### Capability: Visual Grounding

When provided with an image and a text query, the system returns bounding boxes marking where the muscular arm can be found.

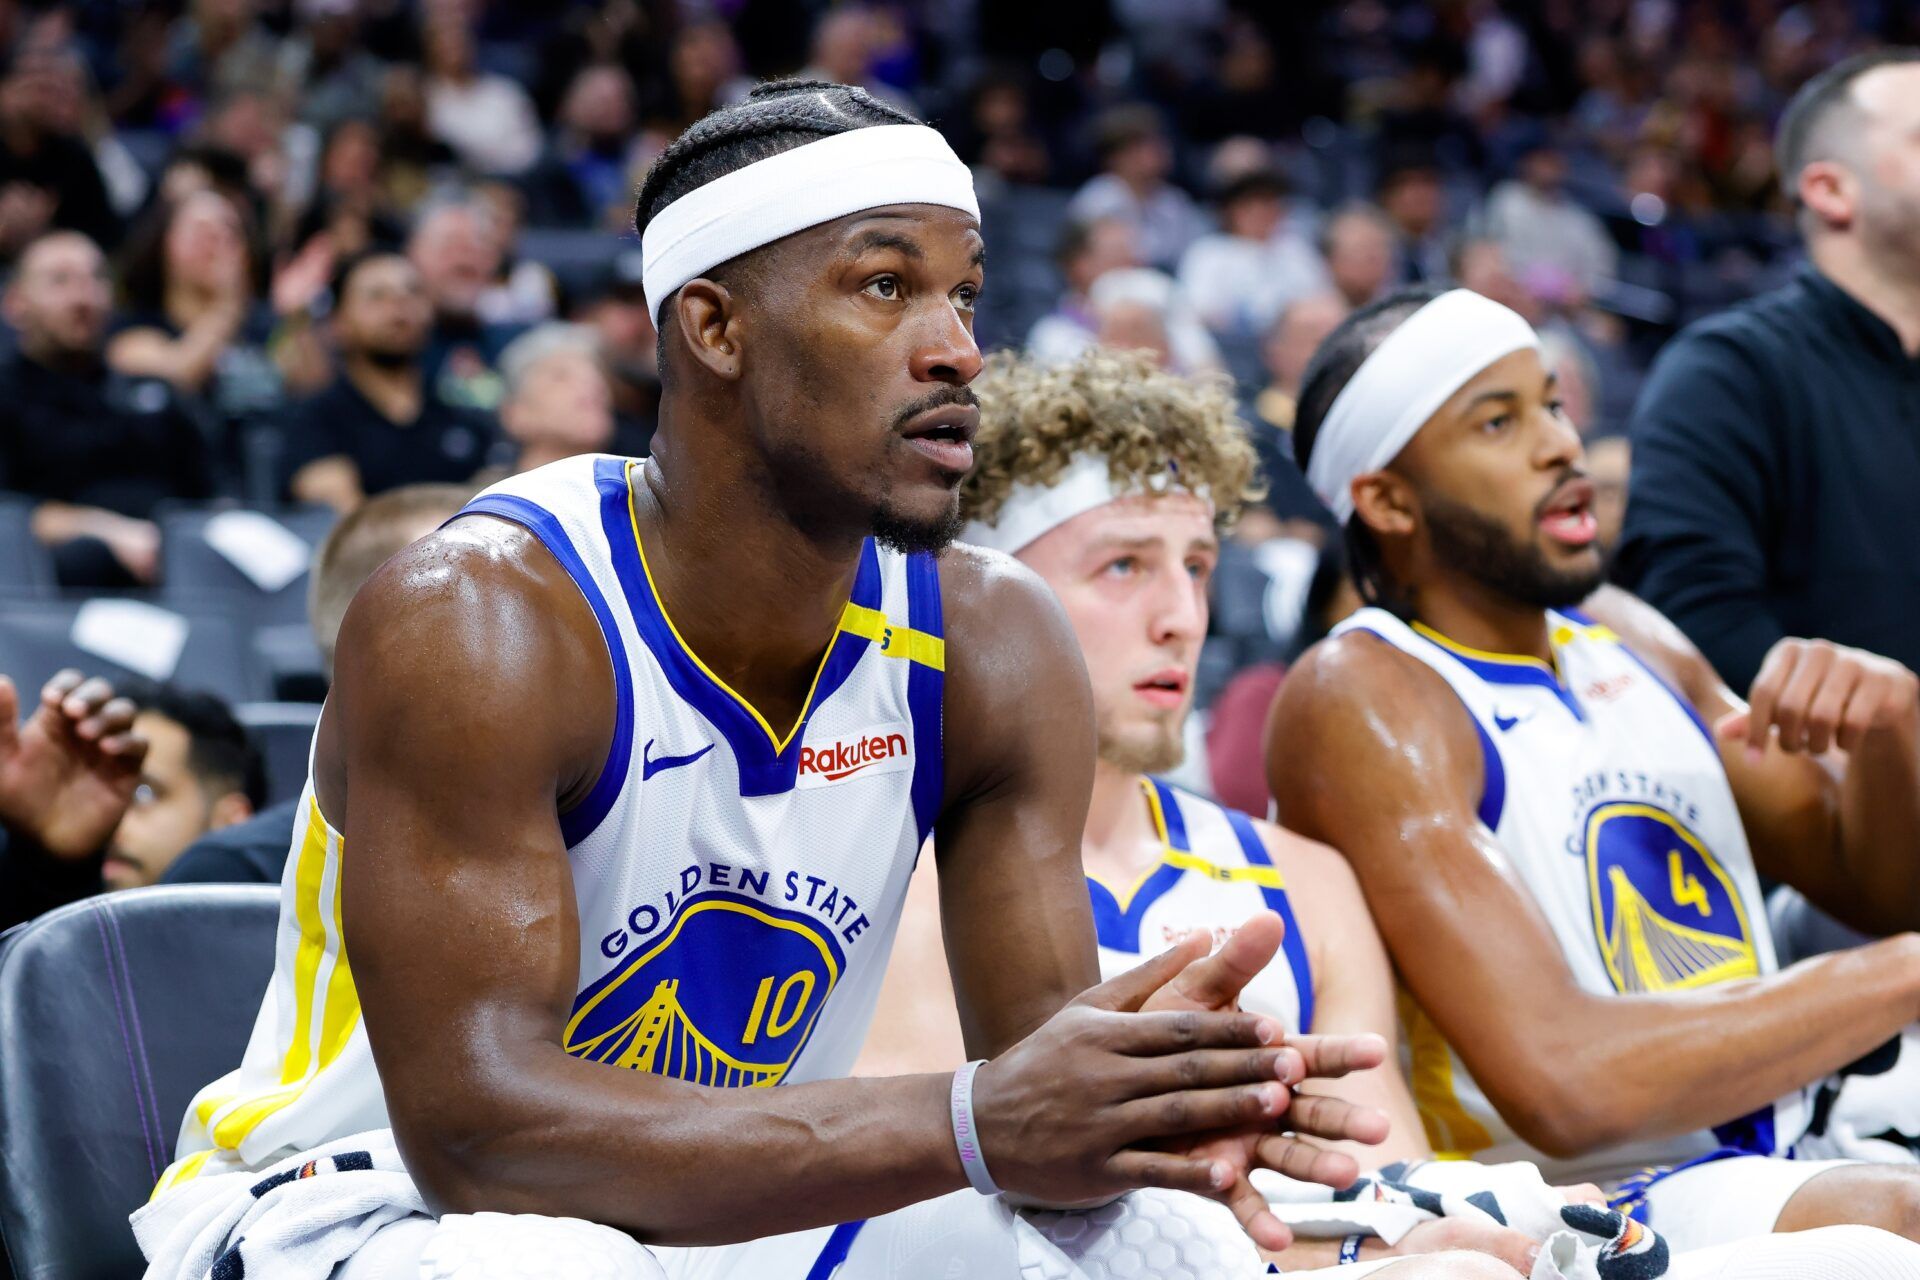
[332,520,967,1242]
[1268,633,1920,1159]
[933,547,1101,1056]
[1586,588,1920,937]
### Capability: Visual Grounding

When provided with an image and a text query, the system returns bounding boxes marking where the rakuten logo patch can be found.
[796,721,913,788]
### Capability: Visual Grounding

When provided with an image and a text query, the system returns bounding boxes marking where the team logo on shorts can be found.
[1585,802,1757,993]
[563,890,844,1087]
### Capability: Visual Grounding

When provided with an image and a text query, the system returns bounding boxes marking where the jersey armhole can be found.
[905,552,945,845]
[454,495,634,847]
[1345,624,1506,832]
[1222,806,1316,1036]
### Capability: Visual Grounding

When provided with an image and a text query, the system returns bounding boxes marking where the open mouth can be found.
[1537,477,1598,548]
[900,404,978,474]
[1133,668,1190,709]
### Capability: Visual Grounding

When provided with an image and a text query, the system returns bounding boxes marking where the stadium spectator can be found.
[0,43,121,258]
[281,248,494,512]
[1376,152,1452,284]
[1084,267,1222,376]
[487,323,614,479]
[1176,166,1327,336]
[0,670,144,932]
[529,64,641,231]
[1068,104,1208,271]
[164,482,472,886]
[1617,49,1920,689]
[1587,433,1630,559]
[799,9,917,116]
[567,251,659,456]
[100,681,261,890]
[1246,293,1349,523]
[1319,202,1397,309]
[1451,235,1543,324]
[1025,214,1139,365]
[420,9,542,176]
[0,230,211,586]
[408,198,521,410]
[1481,139,1618,304]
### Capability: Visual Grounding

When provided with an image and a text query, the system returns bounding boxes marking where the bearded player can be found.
[132,83,1397,1280]
[1268,284,1920,1255]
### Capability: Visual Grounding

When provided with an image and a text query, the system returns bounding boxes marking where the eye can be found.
[1186,558,1212,581]
[952,282,979,312]
[1481,413,1513,434]
[1104,556,1138,578]
[863,274,902,301]
[1547,397,1569,418]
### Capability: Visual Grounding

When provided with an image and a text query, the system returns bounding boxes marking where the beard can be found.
[1097,713,1186,775]
[1421,487,1606,609]
[870,490,964,555]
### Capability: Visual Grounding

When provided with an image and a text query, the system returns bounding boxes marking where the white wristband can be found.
[950,1059,1001,1196]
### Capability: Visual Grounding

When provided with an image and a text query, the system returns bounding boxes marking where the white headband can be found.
[1305,289,1539,523]
[640,123,979,326]
[960,452,1210,556]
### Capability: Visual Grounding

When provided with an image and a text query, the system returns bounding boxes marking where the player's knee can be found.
[1825,1167,1920,1243]
[420,1212,665,1280]
[1772,1225,1920,1277]
[1379,1251,1522,1280]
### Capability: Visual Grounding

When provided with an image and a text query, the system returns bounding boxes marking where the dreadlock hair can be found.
[1290,282,1450,618]
[632,78,921,384]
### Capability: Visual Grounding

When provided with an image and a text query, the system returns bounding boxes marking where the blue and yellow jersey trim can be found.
[1087,779,1315,1033]
[1407,611,1619,724]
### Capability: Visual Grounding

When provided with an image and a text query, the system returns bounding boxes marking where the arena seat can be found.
[0,496,56,598]
[0,884,280,1280]
[0,599,266,707]
[236,701,322,806]
[157,505,337,629]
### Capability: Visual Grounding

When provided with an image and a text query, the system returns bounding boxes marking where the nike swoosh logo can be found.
[643,739,715,780]
[1493,713,1524,732]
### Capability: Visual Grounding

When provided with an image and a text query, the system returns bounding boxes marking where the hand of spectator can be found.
[0,670,146,858]
[0,183,55,255]
[1720,638,1920,758]
[1137,913,1390,1250]
[98,513,162,584]
[272,233,336,318]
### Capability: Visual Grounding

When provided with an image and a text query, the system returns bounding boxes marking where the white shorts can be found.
[333,1188,1413,1280]
[1623,1155,1856,1253]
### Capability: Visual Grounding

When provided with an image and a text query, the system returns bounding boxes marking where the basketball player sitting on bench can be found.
[859,347,1920,1279]
[1269,283,1920,1255]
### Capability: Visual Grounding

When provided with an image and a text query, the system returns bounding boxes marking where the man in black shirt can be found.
[0,46,121,260]
[0,231,212,586]
[282,249,496,512]
[1616,48,1920,691]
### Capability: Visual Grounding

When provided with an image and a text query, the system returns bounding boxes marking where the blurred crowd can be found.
[1,0,1917,899]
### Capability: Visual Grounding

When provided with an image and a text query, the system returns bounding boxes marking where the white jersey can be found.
[1091,778,1314,1037]
[154,455,945,1196]
[1331,606,1799,1186]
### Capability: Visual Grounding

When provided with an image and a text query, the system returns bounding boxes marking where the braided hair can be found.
[1290,282,1448,616]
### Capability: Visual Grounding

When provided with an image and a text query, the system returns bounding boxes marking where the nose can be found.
[1532,399,1583,472]
[1150,565,1208,647]
[908,300,983,386]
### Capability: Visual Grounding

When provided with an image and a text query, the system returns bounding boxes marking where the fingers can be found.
[1284,1091,1390,1147]
[1286,1031,1388,1080]
[40,668,84,712]
[75,695,137,743]
[0,675,17,744]
[1132,1046,1298,1093]
[1219,1174,1293,1253]
[1253,1132,1360,1190]
[1144,912,1285,1013]
[1119,1081,1290,1140]
[1103,1148,1233,1197]
[1465,1224,1541,1273]
[56,675,118,729]
[1108,1008,1286,1055]
[1553,1183,1608,1207]
[1744,641,1794,760]
[1080,932,1212,1013]
[1771,641,1836,753]
[1803,662,1857,755]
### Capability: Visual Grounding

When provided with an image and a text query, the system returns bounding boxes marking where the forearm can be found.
[401,1053,967,1244]
[29,501,135,545]
[1506,934,1920,1154]
[109,317,238,391]
[1837,718,1920,932]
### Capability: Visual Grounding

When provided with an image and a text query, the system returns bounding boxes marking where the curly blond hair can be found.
[960,348,1264,532]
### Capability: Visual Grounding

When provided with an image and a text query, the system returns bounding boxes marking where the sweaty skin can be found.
[317,201,1381,1249]
[1268,346,1920,1167]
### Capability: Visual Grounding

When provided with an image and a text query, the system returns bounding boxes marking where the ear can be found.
[1350,471,1418,539]
[1797,159,1854,231]
[669,278,743,382]
[208,791,254,831]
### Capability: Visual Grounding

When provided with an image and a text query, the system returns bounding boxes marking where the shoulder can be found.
[1275,626,1469,735]
[936,541,1082,677]
[1645,282,1809,392]
[1251,818,1358,900]
[1576,586,1718,703]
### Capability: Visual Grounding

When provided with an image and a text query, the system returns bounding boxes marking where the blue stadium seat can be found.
[0,885,279,1280]
[0,495,56,599]
[236,701,321,807]
[0,600,266,708]
[157,505,337,629]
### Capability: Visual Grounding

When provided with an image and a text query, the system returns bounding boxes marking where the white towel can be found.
[1794,1028,1920,1165]
[133,1130,426,1280]
[1256,1159,1669,1280]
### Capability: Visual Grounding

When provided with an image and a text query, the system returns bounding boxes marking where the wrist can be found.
[950,1059,1002,1196]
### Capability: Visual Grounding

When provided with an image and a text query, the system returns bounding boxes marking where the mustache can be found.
[1533,466,1590,519]
[891,386,979,432]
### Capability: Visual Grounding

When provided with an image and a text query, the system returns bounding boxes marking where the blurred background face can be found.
[336,255,432,359]
[1017,494,1217,774]
[6,233,110,357]
[1848,63,1920,272]
[1222,190,1283,241]
[503,347,614,453]
[1380,168,1444,235]
[1066,218,1140,296]
[102,711,248,890]
[1262,293,1349,393]
[166,191,249,291]
[409,206,498,317]
[1093,299,1173,369]
[562,65,635,145]
[1325,213,1393,305]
